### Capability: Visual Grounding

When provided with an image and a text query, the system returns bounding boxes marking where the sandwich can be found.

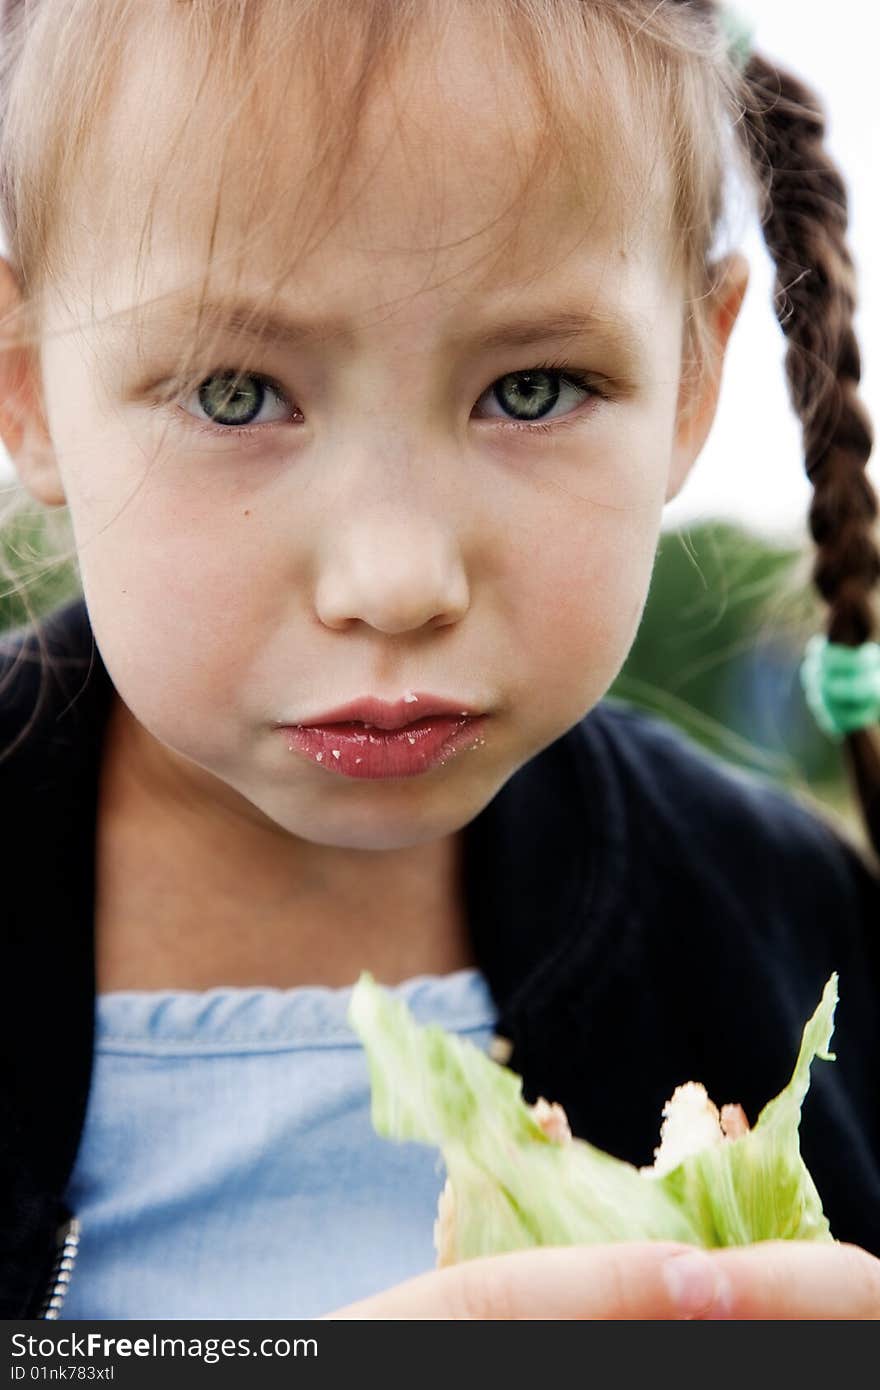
[347,972,838,1263]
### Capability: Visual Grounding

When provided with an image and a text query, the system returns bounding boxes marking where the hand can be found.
[324,1240,880,1319]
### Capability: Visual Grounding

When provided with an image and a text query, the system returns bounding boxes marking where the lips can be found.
[278,714,488,779]
[289,692,479,733]
[276,689,489,779]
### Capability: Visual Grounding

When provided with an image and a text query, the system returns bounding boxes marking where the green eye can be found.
[198,371,266,426]
[494,370,562,421]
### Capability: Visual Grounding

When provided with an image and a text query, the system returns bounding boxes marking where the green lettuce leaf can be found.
[347,971,838,1260]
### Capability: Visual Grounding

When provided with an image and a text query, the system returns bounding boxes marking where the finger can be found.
[687,1241,880,1320]
[325,1242,705,1320]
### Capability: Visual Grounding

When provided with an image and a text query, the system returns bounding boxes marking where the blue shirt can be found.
[59,969,497,1320]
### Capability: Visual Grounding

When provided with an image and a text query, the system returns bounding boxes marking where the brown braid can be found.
[731,49,880,861]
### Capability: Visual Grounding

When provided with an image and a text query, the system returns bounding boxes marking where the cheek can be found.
[85,571,261,766]
[503,481,663,717]
[64,454,275,760]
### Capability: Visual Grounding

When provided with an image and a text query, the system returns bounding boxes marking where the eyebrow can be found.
[458,310,645,359]
[125,295,646,361]
[126,297,352,350]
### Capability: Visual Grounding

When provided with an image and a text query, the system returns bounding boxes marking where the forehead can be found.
[54,3,678,332]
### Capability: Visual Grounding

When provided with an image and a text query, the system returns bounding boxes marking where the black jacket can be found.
[2,597,879,1319]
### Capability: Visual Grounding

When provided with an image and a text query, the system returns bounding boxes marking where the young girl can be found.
[0,0,878,1321]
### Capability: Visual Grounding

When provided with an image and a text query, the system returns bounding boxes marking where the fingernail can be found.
[663,1252,732,1319]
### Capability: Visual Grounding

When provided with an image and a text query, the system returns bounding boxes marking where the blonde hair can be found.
[0,0,739,598]
[1,0,878,858]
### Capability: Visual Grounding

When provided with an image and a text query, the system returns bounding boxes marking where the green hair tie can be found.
[799,635,880,741]
[719,3,754,73]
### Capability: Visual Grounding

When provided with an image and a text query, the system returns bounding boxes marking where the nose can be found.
[314,507,471,634]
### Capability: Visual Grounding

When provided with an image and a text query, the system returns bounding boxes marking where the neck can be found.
[94,696,477,991]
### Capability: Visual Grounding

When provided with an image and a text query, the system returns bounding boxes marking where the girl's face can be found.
[21,15,742,854]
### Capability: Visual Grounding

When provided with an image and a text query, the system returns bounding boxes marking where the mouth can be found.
[287,692,483,733]
[316,715,438,732]
[277,712,489,779]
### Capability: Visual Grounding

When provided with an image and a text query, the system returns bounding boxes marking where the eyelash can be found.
[162,357,607,442]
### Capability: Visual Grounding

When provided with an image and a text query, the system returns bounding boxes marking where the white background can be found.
[0,1,876,546]
[663,0,880,544]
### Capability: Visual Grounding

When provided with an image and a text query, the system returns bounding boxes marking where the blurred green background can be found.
[0,506,863,853]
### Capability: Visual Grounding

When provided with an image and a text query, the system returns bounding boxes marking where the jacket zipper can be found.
[36,1216,81,1320]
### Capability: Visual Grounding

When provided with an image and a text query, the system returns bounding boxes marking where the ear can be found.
[0,255,66,507]
[666,252,750,503]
